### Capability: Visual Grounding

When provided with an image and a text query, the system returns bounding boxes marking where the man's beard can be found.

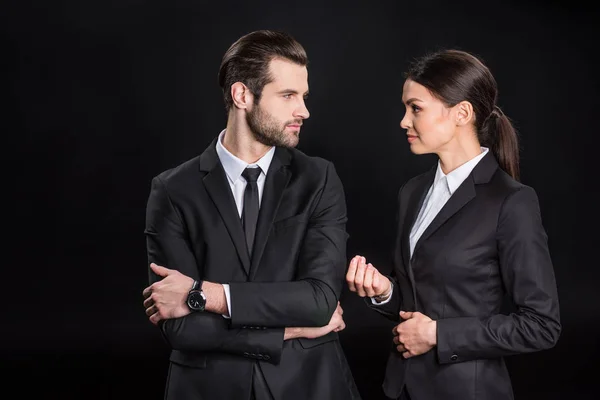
[246,103,300,148]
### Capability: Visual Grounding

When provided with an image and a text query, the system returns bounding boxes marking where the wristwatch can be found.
[186,280,206,312]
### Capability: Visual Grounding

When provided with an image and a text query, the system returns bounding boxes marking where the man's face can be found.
[246,58,310,148]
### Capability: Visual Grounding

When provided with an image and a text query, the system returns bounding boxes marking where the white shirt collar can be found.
[434,147,489,195]
[215,129,275,184]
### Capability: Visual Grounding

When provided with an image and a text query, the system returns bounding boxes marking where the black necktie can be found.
[241,167,261,256]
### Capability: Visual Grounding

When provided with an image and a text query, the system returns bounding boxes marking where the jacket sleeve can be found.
[364,277,402,321]
[228,162,348,328]
[436,186,561,364]
[145,176,284,364]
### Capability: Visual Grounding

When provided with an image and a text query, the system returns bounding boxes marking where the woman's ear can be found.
[455,100,474,126]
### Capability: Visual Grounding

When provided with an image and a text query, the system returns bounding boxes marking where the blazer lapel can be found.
[411,151,499,257]
[401,168,435,269]
[399,168,435,305]
[412,176,476,257]
[250,147,292,280]
[200,139,251,276]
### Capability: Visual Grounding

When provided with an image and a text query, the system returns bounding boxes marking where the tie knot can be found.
[242,167,261,183]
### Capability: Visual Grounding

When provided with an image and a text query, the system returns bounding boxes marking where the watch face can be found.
[187,291,206,311]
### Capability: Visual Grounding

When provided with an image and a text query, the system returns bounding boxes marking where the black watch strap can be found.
[191,280,204,291]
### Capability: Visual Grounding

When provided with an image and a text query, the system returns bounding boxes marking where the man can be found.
[142,30,361,400]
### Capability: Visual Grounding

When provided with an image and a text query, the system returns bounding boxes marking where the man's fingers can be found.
[334,320,346,332]
[150,262,171,277]
[145,305,158,317]
[143,296,154,309]
[346,256,359,292]
[142,286,152,298]
[149,312,161,326]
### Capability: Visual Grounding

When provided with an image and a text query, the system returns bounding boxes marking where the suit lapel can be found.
[411,151,499,258]
[200,139,251,276]
[412,176,476,257]
[250,148,292,280]
[399,169,434,305]
[401,168,435,269]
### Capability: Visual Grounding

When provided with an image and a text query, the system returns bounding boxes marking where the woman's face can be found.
[400,79,457,155]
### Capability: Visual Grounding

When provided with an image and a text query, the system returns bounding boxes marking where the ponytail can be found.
[482,106,520,181]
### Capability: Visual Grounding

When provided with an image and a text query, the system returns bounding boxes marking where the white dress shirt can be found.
[372,147,489,305]
[215,129,276,316]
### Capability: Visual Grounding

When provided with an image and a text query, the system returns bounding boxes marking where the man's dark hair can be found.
[218,30,308,112]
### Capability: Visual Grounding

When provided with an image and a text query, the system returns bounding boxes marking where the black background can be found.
[3,0,598,399]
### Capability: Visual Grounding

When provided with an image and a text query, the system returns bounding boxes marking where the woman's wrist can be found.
[373,279,392,301]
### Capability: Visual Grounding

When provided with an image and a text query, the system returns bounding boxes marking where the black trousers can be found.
[250,363,274,400]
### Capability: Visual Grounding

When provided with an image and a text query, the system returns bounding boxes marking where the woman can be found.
[346,49,560,400]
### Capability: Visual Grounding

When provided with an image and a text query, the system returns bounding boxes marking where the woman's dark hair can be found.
[406,49,520,180]
[218,30,308,113]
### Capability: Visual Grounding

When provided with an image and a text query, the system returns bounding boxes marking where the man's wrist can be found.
[186,279,206,312]
[284,327,303,340]
[202,282,228,315]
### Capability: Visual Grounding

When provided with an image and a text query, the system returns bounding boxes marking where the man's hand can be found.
[284,302,346,340]
[142,263,194,325]
[392,311,437,358]
[346,255,392,299]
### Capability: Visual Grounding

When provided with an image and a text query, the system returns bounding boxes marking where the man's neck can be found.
[222,119,272,164]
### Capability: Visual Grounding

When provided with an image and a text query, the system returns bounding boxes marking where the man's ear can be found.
[455,100,474,126]
[231,82,253,110]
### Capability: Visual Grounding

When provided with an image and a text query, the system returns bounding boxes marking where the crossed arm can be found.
[142,163,348,364]
[142,262,345,340]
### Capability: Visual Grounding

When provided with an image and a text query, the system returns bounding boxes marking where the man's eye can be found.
[283,94,292,99]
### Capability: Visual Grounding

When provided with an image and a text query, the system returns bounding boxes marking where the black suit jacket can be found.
[370,153,561,400]
[145,138,361,400]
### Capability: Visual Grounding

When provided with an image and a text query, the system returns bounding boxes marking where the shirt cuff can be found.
[222,283,232,319]
[370,284,393,305]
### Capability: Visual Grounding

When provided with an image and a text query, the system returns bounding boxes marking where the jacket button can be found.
[243,352,249,357]
[263,355,271,360]
[450,354,458,361]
